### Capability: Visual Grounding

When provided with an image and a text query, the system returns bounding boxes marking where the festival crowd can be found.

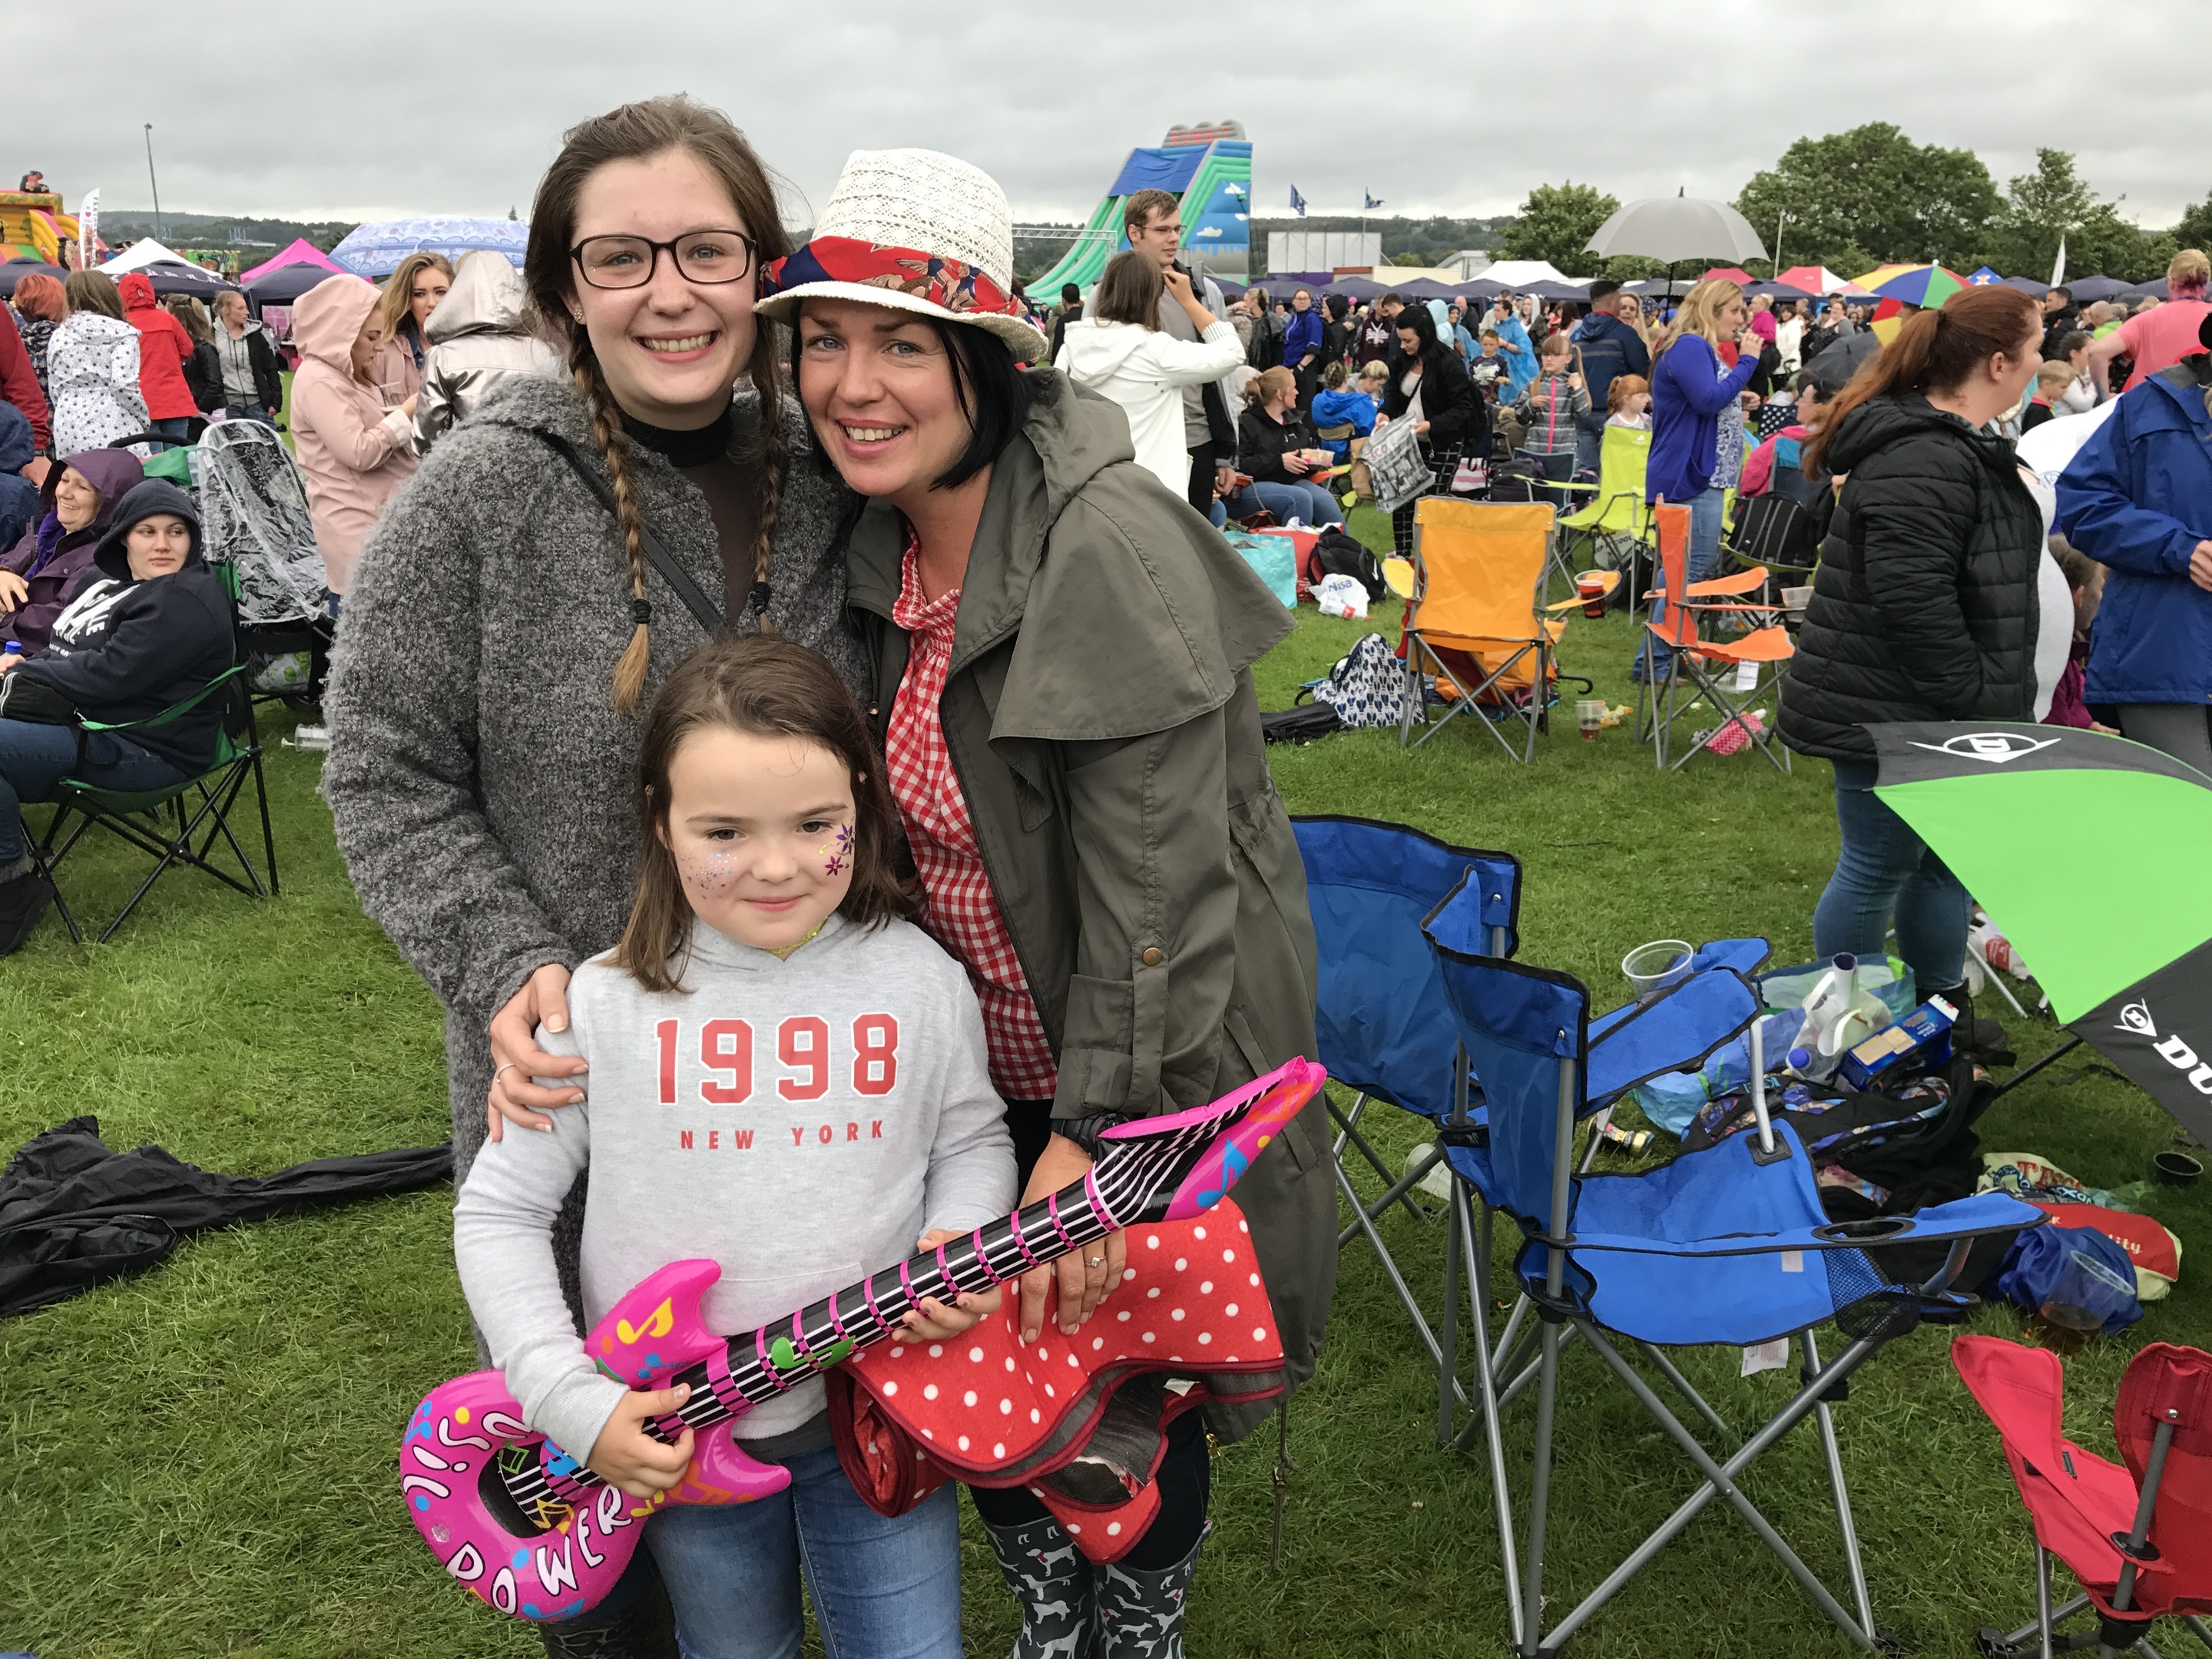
[2,106,2210,1659]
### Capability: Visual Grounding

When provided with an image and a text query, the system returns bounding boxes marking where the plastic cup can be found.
[1576,698,1603,742]
[2153,1150,2202,1187]
[1622,939,1694,1002]
[1577,576,1606,619]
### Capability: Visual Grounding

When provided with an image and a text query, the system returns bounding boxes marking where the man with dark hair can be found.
[1046,280,1084,366]
[1088,187,1240,515]
[2041,285,2079,360]
[1567,279,1649,472]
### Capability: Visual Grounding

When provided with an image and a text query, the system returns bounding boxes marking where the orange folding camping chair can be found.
[1399,498,1580,763]
[1635,500,1795,773]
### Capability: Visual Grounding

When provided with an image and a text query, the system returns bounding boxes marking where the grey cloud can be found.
[16,0,2205,232]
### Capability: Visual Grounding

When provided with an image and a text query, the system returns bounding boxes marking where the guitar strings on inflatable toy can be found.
[401,1057,1323,1623]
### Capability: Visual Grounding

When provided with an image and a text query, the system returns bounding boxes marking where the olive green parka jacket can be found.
[845,369,1333,1439]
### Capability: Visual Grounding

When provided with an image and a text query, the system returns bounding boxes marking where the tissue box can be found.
[1839,995,1956,1091]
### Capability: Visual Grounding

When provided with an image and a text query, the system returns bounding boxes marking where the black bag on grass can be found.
[1260,701,1345,743]
[1305,528,1386,601]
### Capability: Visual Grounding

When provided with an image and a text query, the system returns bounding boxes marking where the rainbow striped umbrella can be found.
[1867,264,1969,306]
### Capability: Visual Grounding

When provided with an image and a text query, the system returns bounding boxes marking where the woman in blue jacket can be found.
[2056,309,2212,772]
[1642,278,1763,675]
[1283,287,1324,406]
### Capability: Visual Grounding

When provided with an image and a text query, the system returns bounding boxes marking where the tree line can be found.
[1489,124,2212,284]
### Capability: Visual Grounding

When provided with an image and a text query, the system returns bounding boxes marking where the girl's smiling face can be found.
[658,726,856,952]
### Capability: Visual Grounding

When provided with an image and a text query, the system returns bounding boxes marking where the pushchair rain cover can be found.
[194,421,328,626]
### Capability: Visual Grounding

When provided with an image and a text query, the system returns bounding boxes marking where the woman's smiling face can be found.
[796,298,972,502]
[570,147,758,429]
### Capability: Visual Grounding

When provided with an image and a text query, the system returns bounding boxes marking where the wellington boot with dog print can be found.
[984,1514,1098,1659]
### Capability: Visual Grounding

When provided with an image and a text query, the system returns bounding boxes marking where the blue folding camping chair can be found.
[1422,897,2045,1655]
[1293,816,1522,1406]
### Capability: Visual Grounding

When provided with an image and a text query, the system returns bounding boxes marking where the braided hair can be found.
[523,95,793,716]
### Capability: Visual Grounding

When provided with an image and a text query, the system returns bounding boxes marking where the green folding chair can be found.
[1552,425,1652,601]
[33,662,278,943]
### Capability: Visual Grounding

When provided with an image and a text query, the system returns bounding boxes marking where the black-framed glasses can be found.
[569,230,757,290]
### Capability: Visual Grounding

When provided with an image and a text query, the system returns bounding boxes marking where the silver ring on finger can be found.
[1087,1255,1106,1268]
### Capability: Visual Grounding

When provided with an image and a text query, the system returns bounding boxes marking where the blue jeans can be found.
[0,722,189,862]
[1225,478,1344,528]
[148,416,194,442]
[1639,482,1727,677]
[223,403,273,426]
[645,1440,963,1659]
[1812,758,1969,989]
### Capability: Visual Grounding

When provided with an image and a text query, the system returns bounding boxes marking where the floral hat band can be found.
[761,237,1021,323]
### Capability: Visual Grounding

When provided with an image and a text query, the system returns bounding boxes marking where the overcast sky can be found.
[18,0,2207,233]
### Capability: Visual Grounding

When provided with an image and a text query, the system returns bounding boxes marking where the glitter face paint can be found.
[660,730,859,954]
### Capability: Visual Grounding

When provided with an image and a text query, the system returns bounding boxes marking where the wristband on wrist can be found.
[1055,1113,1130,1159]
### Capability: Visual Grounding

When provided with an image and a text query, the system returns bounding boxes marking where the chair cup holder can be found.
[1811,1216,1914,1243]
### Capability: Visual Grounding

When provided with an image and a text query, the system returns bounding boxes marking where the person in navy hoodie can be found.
[1640,278,1763,677]
[2057,310,2212,773]
[0,479,233,950]
[1571,280,1651,473]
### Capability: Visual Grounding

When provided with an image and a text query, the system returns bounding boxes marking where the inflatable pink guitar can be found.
[402,1057,1322,1622]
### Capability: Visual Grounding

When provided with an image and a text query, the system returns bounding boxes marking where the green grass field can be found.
[2,503,2202,1658]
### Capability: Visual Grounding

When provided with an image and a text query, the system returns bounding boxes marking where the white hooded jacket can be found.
[1054,316,1244,497]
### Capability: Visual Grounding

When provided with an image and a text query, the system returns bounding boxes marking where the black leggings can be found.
[968,1100,1214,1569]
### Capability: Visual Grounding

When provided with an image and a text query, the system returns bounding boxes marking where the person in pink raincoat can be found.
[289,274,417,609]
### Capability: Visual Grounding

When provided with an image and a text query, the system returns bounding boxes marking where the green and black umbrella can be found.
[1869,722,2212,1148]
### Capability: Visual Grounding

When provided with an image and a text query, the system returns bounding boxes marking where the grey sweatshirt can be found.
[323,370,866,1195]
[453,913,1016,1463]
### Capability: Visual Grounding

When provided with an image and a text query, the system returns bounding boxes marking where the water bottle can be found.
[2,643,20,659]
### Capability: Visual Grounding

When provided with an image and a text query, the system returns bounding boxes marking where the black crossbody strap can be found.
[535,431,726,635]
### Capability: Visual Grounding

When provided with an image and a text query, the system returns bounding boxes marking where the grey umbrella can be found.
[1805,328,1880,382]
[1585,192,1768,267]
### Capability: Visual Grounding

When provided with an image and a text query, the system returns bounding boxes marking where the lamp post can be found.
[1773,210,1789,282]
[144,124,164,243]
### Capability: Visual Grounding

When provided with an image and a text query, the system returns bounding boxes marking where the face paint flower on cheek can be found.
[816,823,854,879]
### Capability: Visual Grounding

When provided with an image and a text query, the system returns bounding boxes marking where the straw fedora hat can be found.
[757,147,1049,363]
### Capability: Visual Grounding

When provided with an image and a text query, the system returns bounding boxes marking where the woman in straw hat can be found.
[759,147,1333,1659]
[325,95,867,1659]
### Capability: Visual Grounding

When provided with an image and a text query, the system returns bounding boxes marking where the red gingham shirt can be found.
[886,531,1060,1101]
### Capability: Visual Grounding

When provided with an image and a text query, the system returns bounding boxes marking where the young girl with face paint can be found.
[452,634,1015,1659]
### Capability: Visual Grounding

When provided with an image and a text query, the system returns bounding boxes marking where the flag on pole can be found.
[75,189,100,270]
[1289,184,1306,217]
[1364,192,1384,210]
[2050,236,2067,290]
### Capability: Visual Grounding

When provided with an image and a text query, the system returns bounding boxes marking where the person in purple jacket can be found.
[1283,286,1324,406]
[0,446,144,656]
[1640,278,1763,677]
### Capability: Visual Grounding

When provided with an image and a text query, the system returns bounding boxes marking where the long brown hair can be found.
[611,636,922,992]
[1094,249,1163,329]
[165,294,213,343]
[62,270,122,320]
[372,251,455,349]
[1803,286,2041,476]
[524,95,793,716]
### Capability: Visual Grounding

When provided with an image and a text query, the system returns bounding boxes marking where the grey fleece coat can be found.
[323,371,865,1197]
[845,369,1332,1442]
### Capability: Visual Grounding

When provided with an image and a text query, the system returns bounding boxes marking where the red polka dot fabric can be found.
[834,1200,1283,1558]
